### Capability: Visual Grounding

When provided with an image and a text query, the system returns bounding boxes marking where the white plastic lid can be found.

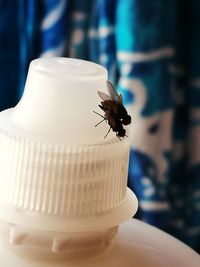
[0,58,137,232]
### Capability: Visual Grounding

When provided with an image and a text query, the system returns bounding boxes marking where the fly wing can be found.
[106,81,119,102]
[119,94,123,105]
[98,91,111,101]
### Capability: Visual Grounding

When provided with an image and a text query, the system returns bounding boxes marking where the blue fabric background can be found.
[0,0,200,252]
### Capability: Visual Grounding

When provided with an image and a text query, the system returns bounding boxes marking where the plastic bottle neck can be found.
[0,220,118,262]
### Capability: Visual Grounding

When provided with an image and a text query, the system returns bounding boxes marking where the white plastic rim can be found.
[0,188,138,232]
[0,219,200,267]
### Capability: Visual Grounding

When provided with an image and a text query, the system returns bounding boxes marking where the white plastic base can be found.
[0,219,199,267]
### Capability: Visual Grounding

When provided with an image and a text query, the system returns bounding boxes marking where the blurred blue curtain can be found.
[0,0,200,252]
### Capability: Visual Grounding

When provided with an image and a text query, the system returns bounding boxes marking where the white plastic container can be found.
[0,58,199,266]
[0,219,199,267]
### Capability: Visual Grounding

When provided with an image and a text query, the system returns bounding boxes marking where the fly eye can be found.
[122,115,131,125]
[148,123,159,134]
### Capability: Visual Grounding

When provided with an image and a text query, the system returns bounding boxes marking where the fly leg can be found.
[93,111,107,127]
[116,134,122,141]
[93,111,105,119]
[95,118,106,127]
[104,127,111,139]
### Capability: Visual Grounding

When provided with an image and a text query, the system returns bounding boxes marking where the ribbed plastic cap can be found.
[0,58,137,232]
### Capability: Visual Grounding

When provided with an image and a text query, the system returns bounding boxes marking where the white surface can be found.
[8,57,114,145]
[0,219,199,267]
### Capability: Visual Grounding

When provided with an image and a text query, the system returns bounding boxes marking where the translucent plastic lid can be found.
[0,58,137,232]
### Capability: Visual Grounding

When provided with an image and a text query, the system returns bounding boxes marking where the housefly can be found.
[94,81,131,139]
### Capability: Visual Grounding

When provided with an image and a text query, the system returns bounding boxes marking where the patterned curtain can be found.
[0,0,200,252]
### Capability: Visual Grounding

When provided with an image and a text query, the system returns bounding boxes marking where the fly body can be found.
[94,81,131,139]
